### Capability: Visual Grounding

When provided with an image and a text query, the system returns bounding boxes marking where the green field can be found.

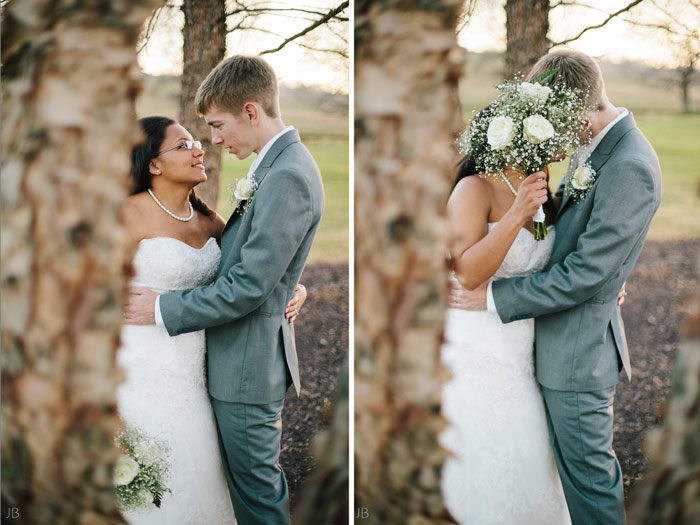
[136,74,349,261]
[458,53,700,239]
[217,139,349,262]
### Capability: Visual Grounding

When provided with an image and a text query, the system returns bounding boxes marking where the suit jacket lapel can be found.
[557,113,637,218]
[222,129,301,234]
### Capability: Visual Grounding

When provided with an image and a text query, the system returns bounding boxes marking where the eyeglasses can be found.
[155,140,202,157]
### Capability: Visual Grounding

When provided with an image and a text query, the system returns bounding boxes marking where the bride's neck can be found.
[148,183,192,216]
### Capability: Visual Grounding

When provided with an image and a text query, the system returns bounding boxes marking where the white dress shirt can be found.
[154,126,295,326]
[486,109,629,314]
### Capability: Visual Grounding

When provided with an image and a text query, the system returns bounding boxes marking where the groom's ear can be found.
[242,102,259,126]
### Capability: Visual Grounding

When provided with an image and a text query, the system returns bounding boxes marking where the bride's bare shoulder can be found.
[448,175,492,206]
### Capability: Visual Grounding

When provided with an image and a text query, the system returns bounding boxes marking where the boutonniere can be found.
[566,163,596,201]
[228,175,258,214]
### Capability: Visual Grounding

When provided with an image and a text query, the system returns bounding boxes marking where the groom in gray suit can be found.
[457,50,661,524]
[127,56,324,523]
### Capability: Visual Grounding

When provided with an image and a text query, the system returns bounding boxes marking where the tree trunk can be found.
[680,65,693,114]
[354,1,464,522]
[179,0,226,209]
[1,1,161,522]
[629,278,700,524]
[504,0,550,78]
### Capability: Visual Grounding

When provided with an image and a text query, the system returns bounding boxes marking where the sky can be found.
[458,0,692,69]
[137,1,349,93]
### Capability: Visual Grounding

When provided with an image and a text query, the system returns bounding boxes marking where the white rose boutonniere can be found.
[566,163,597,201]
[523,114,555,144]
[518,82,552,103]
[229,175,258,214]
[486,115,516,150]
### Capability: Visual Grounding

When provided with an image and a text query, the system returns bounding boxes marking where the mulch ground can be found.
[278,239,699,512]
[615,239,699,500]
[280,263,348,509]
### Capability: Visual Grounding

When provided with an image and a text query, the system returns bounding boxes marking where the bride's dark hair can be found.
[453,106,556,222]
[130,116,214,217]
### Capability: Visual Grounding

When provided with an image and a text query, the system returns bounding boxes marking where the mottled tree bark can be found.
[294,363,349,524]
[630,278,700,524]
[354,0,464,522]
[1,1,161,522]
[505,0,550,78]
[179,0,226,208]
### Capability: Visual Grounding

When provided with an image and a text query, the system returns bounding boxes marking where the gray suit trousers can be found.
[211,397,289,525]
[542,386,625,525]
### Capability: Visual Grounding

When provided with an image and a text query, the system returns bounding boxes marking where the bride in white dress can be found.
[118,117,306,524]
[439,146,571,524]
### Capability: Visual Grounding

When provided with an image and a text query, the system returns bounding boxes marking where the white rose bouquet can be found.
[114,428,171,512]
[228,175,258,215]
[458,69,590,240]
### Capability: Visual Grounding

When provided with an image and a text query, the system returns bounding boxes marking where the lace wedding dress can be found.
[117,237,236,524]
[440,224,571,525]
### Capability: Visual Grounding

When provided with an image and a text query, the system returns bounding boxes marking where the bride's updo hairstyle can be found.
[131,116,213,217]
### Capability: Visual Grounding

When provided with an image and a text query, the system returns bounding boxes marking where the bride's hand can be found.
[447,279,488,311]
[285,284,307,323]
[617,282,627,306]
[509,171,548,224]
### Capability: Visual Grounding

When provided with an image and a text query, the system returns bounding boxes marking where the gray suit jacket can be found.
[160,129,324,403]
[493,113,661,392]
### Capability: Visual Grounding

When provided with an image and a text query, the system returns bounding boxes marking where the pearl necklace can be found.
[148,189,194,222]
[499,173,519,197]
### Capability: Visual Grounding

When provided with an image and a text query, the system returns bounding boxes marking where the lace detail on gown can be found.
[440,225,571,525]
[117,237,236,524]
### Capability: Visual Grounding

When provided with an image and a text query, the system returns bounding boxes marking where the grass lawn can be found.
[217,138,349,262]
[458,53,700,239]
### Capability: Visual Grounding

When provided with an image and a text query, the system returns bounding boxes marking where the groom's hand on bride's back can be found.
[448,279,488,311]
[124,286,158,325]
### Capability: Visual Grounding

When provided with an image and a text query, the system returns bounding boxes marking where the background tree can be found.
[461,0,648,78]
[354,0,465,521]
[179,0,226,207]
[1,0,161,522]
[504,0,550,77]
[622,0,700,113]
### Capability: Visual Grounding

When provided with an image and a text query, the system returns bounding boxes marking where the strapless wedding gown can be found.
[440,224,571,525]
[117,237,236,524]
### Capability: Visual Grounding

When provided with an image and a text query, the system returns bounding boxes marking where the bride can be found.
[439,107,571,524]
[118,116,306,524]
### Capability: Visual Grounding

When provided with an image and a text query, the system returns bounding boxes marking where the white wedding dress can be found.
[117,237,236,524]
[440,224,571,525]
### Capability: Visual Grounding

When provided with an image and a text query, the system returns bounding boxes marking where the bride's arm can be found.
[449,172,548,290]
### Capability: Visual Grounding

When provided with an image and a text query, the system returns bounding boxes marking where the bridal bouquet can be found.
[457,69,589,240]
[114,427,172,512]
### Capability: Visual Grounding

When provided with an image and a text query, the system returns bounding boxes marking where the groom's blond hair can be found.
[527,49,606,111]
[195,55,280,118]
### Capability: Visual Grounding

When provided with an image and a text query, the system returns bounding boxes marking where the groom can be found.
[455,49,661,524]
[126,55,324,523]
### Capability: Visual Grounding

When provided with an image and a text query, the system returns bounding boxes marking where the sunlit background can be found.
[138,0,348,93]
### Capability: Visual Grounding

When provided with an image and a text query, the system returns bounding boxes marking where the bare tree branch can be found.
[550,0,645,47]
[137,6,167,54]
[259,1,349,56]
